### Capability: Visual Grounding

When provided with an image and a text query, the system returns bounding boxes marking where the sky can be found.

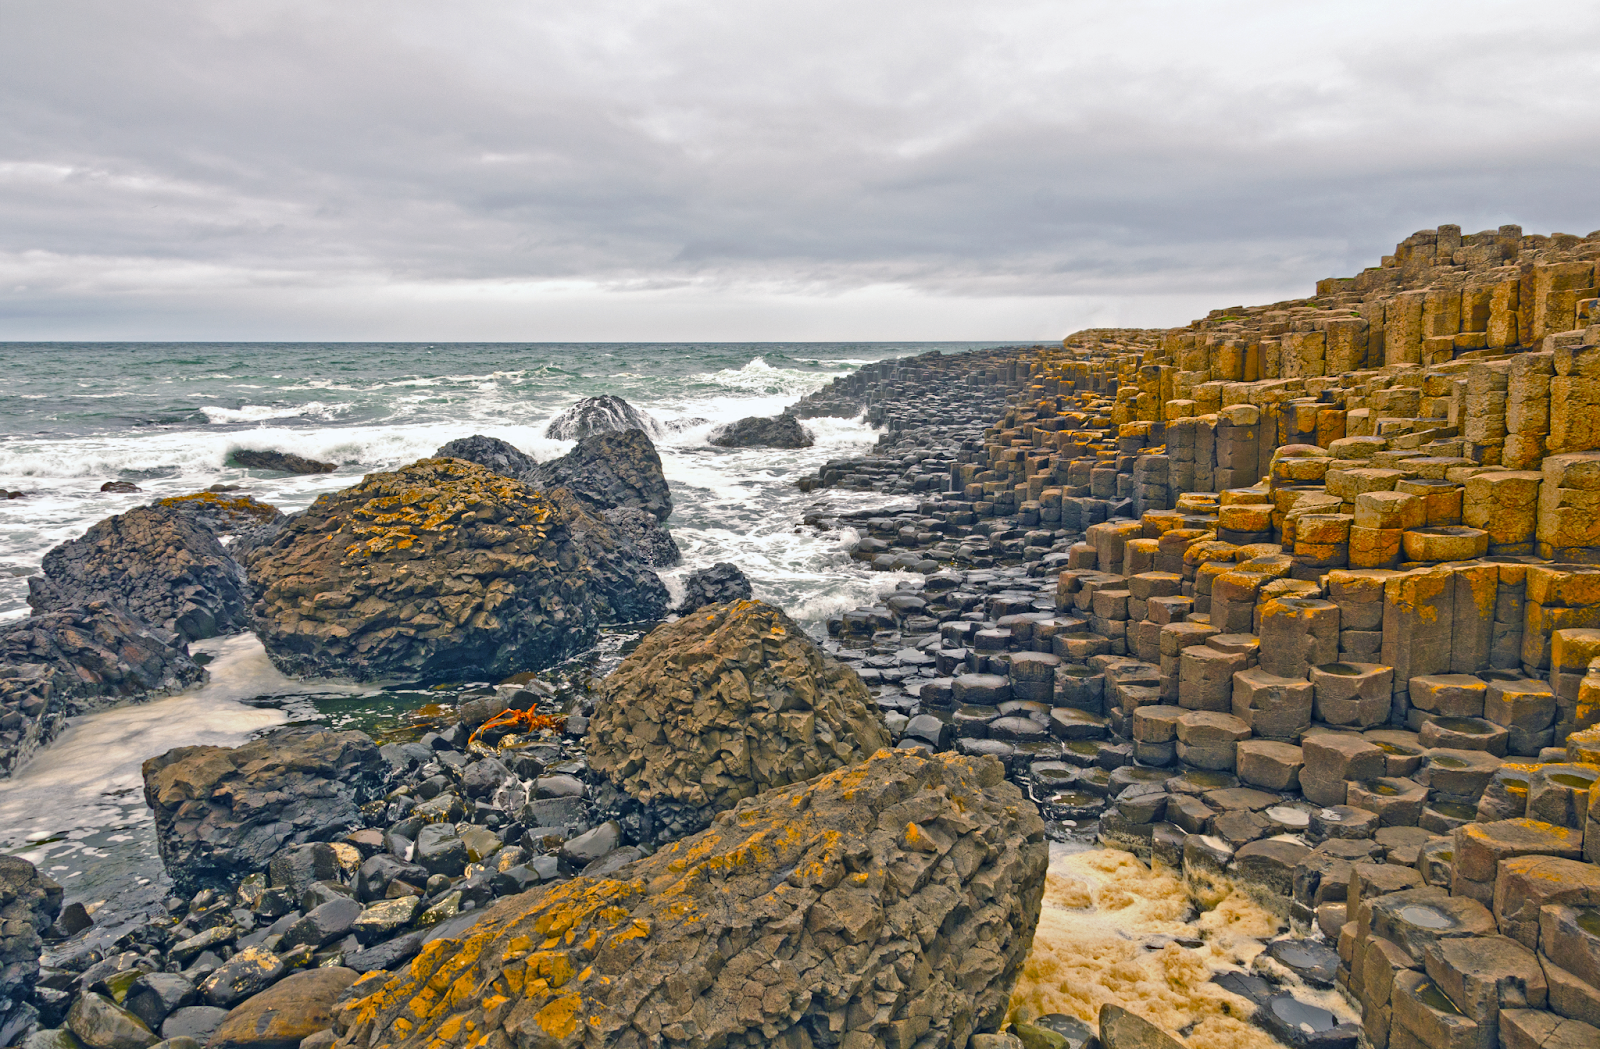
[1,1,1598,342]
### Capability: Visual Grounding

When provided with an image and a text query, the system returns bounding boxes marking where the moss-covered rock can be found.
[245,458,598,682]
[333,748,1048,1049]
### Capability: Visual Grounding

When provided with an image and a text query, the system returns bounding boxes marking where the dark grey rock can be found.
[675,563,753,614]
[544,396,662,441]
[708,414,813,449]
[531,429,672,522]
[413,826,468,878]
[278,897,362,951]
[158,1006,229,1044]
[432,436,539,480]
[227,450,334,474]
[124,974,195,1031]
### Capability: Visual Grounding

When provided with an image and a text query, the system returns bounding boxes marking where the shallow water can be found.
[1009,845,1357,1049]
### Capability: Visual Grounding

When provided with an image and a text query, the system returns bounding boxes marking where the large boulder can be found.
[709,412,814,449]
[141,728,386,895]
[332,749,1048,1049]
[432,435,540,481]
[244,458,599,682]
[0,603,205,775]
[544,395,662,441]
[0,857,62,1045]
[533,429,672,522]
[209,967,358,1049]
[27,504,254,642]
[546,490,670,623]
[675,562,752,613]
[589,600,890,815]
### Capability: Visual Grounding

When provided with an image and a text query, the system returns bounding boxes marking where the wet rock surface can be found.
[431,435,540,481]
[708,412,813,448]
[141,728,386,895]
[0,603,205,776]
[244,458,600,682]
[674,561,752,613]
[545,490,670,623]
[227,451,335,475]
[26,504,254,642]
[588,600,891,818]
[544,394,663,441]
[0,857,62,1044]
[333,748,1047,1049]
[530,428,673,522]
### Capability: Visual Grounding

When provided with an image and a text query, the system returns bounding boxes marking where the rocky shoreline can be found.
[4,224,1600,1049]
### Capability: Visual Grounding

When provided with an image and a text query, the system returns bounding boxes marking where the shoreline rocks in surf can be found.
[543,393,663,441]
[707,411,814,448]
[227,450,337,475]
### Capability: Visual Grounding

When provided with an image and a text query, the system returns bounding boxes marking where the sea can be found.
[0,340,997,938]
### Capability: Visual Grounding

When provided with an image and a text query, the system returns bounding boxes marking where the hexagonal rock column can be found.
[1175,711,1251,770]
[1231,667,1313,740]
[1310,662,1393,727]
[1257,598,1340,681]
[1300,733,1386,807]
[331,750,1048,1049]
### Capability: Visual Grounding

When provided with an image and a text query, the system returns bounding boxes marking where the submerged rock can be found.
[709,412,814,449]
[544,394,662,441]
[27,504,254,642]
[333,749,1048,1049]
[432,435,540,482]
[588,600,890,815]
[227,450,335,474]
[141,728,385,895]
[674,561,752,613]
[244,458,599,682]
[532,429,672,522]
[0,603,205,775]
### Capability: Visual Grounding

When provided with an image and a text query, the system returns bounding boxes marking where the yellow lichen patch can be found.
[533,994,585,1041]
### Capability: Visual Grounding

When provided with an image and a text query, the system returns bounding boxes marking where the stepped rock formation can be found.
[245,458,599,682]
[589,600,890,817]
[545,394,663,440]
[0,603,205,775]
[26,503,255,642]
[141,728,386,895]
[532,429,673,523]
[331,748,1048,1049]
[601,506,681,567]
[709,413,813,448]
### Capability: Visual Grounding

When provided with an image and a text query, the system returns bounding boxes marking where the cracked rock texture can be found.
[244,458,599,682]
[589,600,891,815]
[27,503,254,642]
[532,429,673,523]
[142,727,387,895]
[332,748,1048,1049]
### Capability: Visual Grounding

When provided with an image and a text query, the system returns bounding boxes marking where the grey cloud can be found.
[1,0,1598,338]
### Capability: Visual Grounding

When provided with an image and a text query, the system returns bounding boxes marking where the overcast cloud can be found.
[1,0,1597,341]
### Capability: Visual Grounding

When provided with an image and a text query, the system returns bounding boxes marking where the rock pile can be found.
[774,224,1600,1047]
[588,600,890,823]
[244,458,600,682]
[332,748,1048,1049]
[0,857,62,1045]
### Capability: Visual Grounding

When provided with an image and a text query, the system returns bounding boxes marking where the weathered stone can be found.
[674,563,752,614]
[544,396,662,442]
[245,458,604,681]
[589,600,889,815]
[66,994,156,1049]
[1493,855,1600,949]
[709,414,814,449]
[331,750,1047,1049]
[208,968,358,1049]
[532,428,673,521]
[1097,1004,1184,1049]
[141,728,385,895]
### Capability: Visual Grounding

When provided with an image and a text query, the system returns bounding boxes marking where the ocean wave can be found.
[698,356,837,396]
[200,402,352,424]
